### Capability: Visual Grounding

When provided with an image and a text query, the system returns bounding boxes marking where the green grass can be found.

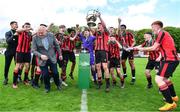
[0,54,179,111]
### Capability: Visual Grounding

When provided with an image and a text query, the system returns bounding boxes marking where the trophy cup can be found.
[86,9,99,27]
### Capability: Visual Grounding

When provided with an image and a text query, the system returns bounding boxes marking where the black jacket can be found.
[5,29,18,55]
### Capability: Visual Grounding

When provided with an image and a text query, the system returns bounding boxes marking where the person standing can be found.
[3,21,18,85]
[136,21,179,111]
[12,22,33,88]
[120,24,136,85]
[134,32,161,89]
[32,26,63,93]
[94,12,110,92]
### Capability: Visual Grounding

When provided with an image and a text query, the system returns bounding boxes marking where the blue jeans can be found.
[40,59,60,90]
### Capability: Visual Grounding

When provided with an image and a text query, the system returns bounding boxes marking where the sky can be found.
[0,0,180,39]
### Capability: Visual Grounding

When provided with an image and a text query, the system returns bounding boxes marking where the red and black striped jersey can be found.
[109,44,120,59]
[121,32,134,47]
[61,36,76,52]
[155,30,178,61]
[141,39,159,60]
[16,31,32,53]
[95,31,109,51]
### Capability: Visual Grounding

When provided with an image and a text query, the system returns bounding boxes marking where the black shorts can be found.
[146,60,160,70]
[121,50,134,60]
[16,52,31,63]
[157,61,179,78]
[62,51,76,63]
[95,50,108,64]
[109,57,121,68]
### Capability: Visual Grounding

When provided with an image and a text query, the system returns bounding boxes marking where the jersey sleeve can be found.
[155,31,165,44]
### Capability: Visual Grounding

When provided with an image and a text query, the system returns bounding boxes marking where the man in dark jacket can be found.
[3,21,18,85]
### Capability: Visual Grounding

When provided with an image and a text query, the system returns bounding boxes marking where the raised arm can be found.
[16,27,33,33]
[118,18,122,37]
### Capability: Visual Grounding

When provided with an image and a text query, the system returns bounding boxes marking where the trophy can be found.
[86,9,99,27]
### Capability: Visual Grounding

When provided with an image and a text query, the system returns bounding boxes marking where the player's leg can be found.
[156,61,179,111]
[101,51,110,92]
[121,51,128,78]
[115,58,124,88]
[69,51,76,80]
[129,59,135,85]
[12,63,21,88]
[23,53,31,85]
[61,51,68,86]
[32,66,41,89]
[110,67,116,86]
[23,62,30,85]
[109,58,116,86]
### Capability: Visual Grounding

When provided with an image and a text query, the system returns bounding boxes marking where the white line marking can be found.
[81,89,88,112]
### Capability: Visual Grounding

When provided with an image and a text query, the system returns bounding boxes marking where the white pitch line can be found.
[80,89,88,112]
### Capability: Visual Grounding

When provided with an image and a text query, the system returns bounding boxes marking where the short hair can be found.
[67,28,75,34]
[84,27,90,31]
[144,32,152,36]
[40,24,47,27]
[24,22,31,26]
[151,21,163,28]
[120,24,126,29]
[10,21,17,25]
[59,25,66,28]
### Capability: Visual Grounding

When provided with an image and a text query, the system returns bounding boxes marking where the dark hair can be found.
[10,21,17,25]
[67,28,75,34]
[144,32,152,36]
[84,27,90,31]
[24,22,31,26]
[151,21,163,28]
[40,24,47,27]
[59,25,66,28]
[120,24,126,29]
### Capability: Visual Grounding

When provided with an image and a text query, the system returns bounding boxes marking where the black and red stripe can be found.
[16,32,32,53]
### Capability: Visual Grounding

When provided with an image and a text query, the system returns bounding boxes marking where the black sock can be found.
[160,85,173,103]
[147,76,152,85]
[123,68,126,74]
[91,69,96,81]
[18,69,22,77]
[13,72,18,84]
[98,77,102,84]
[105,78,110,87]
[132,69,135,77]
[34,74,40,85]
[24,72,29,81]
[167,82,176,97]
[120,78,124,84]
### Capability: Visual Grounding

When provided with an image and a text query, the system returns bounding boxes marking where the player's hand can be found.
[59,55,63,61]
[133,46,139,51]
[118,18,121,23]
[14,32,18,36]
[41,55,48,61]
[155,57,161,62]
[96,12,101,17]
[137,47,144,51]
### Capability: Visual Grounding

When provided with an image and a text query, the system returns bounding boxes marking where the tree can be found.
[164,27,180,52]
[134,29,151,45]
